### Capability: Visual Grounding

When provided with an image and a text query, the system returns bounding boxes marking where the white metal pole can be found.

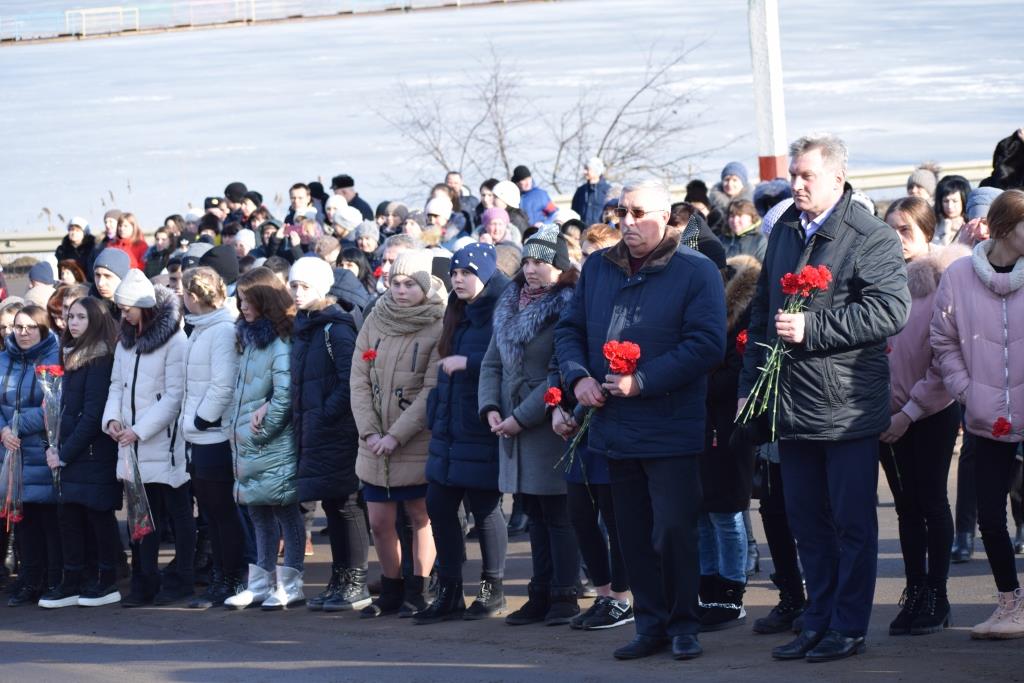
[747,0,788,181]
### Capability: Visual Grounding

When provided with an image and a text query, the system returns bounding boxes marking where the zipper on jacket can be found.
[411,342,419,372]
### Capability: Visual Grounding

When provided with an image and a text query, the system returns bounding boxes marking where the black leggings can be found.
[524,493,579,591]
[757,458,801,588]
[974,436,1022,593]
[426,482,507,581]
[135,483,195,585]
[58,503,120,588]
[880,403,959,587]
[322,492,369,570]
[191,477,245,579]
[18,503,62,588]
[567,482,628,593]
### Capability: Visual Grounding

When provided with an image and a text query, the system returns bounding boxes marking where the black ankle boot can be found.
[360,575,404,618]
[889,583,924,635]
[308,566,344,611]
[745,542,760,576]
[464,574,507,620]
[413,577,465,624]
[910,585,951,635]
[699,575,746,632]
[323,568,371,612]
[505,582,550,626]
[697,574,715,619]
[544,586,580,626]
[1015,527,1024,554]
[950,532,974,563]
[753,573,806,634]
[398,575,428,618]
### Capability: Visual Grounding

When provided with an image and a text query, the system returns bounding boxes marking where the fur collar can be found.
[724,255,761,331]
[603,228,682,276]
[235,317,279,350]
[971,240,1024,295]
[63,341,111,372]
[906,244,971,299]
[118,286,181,354]
[493,283,574,368]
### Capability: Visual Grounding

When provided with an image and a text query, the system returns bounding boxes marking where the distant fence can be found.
[0,160,993,260]
[0,0,528,42]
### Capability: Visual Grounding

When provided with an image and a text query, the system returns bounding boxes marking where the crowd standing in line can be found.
[1,127,1024,664]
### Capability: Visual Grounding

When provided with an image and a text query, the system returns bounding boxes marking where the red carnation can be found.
[362,349,378,362]
[603,340,641,375]
[373,266,383,278]
[543,387,563,407]
[736,329,748,356]
[993,417,1013,438]
[780,273,801,296]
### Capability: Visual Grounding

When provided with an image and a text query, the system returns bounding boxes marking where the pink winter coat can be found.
[931,241,1024,442]
[888,245,968,421]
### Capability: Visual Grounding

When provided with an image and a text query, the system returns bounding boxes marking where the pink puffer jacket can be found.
[931,241,1024,442]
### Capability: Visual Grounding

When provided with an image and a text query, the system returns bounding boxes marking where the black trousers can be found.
[134,483,195,587]
[974,436,1021,593]
[322,492,370,570]
[757,458,802,588]
[426,482,507,581]
[58,503,120,588]
[18,502,62,588]
[609,457,702,638]
[523,493,579,591]
[191,477,245,579]
[780,436,879,638]
[954,421,978,534]
[567,482,628,593]
[880,403,959,588]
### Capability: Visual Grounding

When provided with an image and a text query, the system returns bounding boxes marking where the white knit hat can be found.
[325,194,348,211]
[289,256,334,300]
[333,205,363,231]
[389,249,435,295]
[493,180,521,209]
[425,196,453,223]
[114,269,157,308]
[236,228,257,253]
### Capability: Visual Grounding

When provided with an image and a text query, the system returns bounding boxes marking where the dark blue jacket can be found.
[426,272,510,489]
[0,333,61,504]
[571,178,611,226]
[555,230,726,459]
[59,344,121,511]
[348,194,375,222]
[291,304,360,502]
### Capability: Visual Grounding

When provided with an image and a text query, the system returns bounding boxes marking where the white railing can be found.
[65,6,140,37]
[1,0,522,42]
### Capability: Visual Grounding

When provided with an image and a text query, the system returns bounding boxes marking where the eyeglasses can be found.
[614,206,669,220]
[13,325,39,333]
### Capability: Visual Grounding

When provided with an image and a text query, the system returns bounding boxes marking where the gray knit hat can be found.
[114,269,157,308]
[522,224,572,272]
[93,247,131,280]
[353,221,380,243]
[907,167,938,197]
[966,187,1003,220]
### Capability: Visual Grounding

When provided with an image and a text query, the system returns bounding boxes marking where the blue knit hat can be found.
[28,261,54,285]
[752,179,792,217]
[966,187,1003,220]
[450,243,497,284]
[721,161,749,186]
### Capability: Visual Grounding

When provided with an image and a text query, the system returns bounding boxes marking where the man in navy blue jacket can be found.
[555,179,726,661]
[571,157,612,226]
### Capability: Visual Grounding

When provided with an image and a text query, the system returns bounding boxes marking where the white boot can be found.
[988,588,1024,639]
[261,566,305,611]
[971,589,1021,639]
[224,564,273,610]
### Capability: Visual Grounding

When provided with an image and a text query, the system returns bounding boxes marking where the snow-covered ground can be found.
[2,0,1021,231]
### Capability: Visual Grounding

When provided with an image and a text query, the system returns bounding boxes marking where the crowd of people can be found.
[1,127,1023,664]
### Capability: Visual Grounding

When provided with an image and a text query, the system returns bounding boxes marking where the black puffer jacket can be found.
[55,233,97,277]
[290,303,359,502]
[738,189,911,441]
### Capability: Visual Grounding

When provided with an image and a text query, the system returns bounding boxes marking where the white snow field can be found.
[1,0,1021,231]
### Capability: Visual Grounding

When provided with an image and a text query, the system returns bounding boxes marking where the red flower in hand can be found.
[993,417,1013,438]
[362,349,378,362]
[603,341,641,375]
[373,266,383,278]
[735,329,748,356]
[780,273,801,296]
[543,387,563,407]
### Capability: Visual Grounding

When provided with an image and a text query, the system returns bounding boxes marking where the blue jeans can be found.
[248,503,305,572]
[698,512,748,583]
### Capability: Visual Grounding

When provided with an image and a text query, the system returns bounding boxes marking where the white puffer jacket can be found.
[179,306,239,446]
[102,287,189,487]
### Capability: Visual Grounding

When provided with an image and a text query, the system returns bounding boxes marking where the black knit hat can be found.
[511,165,532,184]
[224,182,248,203]
[331,174,354,190]
[243,190,263,207]
[199,244,240,286]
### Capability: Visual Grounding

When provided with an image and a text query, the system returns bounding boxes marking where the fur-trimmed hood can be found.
[493,282,574,369]
[63,340,112,372]
[724,254,761,331]
[235,317,280,350]
[118,285,182,354]
[906,243,971,299]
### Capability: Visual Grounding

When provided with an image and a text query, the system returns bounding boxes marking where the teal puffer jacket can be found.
[229,318,296,506]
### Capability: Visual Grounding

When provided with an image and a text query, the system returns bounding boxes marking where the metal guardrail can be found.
[1,0,521,42]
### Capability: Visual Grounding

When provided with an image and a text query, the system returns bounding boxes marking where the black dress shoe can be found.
[805,630,865,662]
[771,630,824,660]
[613,634,669,660]
[671,634,703,660]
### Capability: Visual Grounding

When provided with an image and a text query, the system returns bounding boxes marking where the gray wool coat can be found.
[479,282,574,496]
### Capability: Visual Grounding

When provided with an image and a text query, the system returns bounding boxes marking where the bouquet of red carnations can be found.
[120,445,155,542]
[0,413,23,531]
[36,364,64,494]
[737,264,833,441]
